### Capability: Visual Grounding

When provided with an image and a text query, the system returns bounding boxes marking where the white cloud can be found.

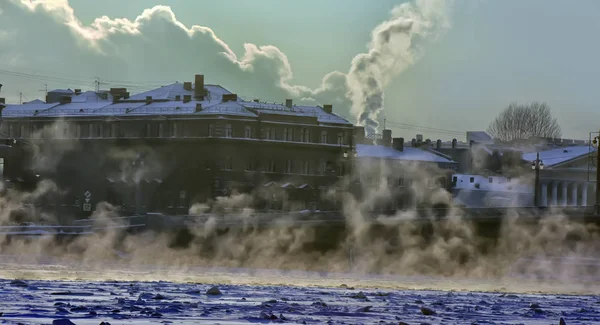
[1,0,451,132]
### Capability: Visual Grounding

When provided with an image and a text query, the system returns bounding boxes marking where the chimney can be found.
[112,94,121,103]
[436,139,442,149]
[183,82,192,91]
[123,92,130,99]
[0,98,5,104]
[411,138,417,147]
[175,95,181,101]
[194,74,206,100]
[60,96,72,105]
[183,94,192,103]
[323,104,333,114]
[222,94,238,102]
[74,89,82,95]
[195,103,203,112]
[145,96,152,104]
[452,138,457,148]
[253,99,260,103]
[393,137,404,152]
[416,134,423,143]
[285,99,293,108]
[354,126,366,145]
[425,139,431,146]
[382,129,392,147]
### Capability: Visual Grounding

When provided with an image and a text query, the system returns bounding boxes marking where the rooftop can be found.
[521,145,595,168]
[356,144,457,164]
[1,78,351,126]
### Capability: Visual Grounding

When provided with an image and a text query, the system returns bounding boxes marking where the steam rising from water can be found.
[0,120,599,295]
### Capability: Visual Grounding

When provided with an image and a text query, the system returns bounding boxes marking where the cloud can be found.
[0,0,451,132]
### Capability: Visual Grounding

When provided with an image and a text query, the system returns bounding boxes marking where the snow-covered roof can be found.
[0,83,350,124]
[522,145,595,167]
[23,99,46,105]
[49,89,74,94]
[356,144,456,164]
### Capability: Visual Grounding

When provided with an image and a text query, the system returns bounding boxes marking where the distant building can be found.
[0,74,357,218]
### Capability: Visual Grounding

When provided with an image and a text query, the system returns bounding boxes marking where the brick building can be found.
[0,74,355,219]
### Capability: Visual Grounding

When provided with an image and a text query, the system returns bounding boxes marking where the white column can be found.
[541,183,548,207]
[551,182,558,206]
[571,183,578,206]
[582,183,589,207]
[561,181,568,207]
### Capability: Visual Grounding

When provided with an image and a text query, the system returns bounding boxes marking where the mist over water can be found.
[1,120,599,296]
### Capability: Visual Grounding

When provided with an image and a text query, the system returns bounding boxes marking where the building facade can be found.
[0,74,356,220]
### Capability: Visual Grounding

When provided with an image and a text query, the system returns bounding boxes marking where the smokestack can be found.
[393,137,404,152]
[436,139,442,149]
[354,126,365,145]
[183,95,192,103]
[452,138,457,148]
[146,96,152,105]
[194,74,206,100]
[382,129,392,147]
[183,82,192,91]
[323,104,333,114]
[59,96,71,105]
[285,99,293,108]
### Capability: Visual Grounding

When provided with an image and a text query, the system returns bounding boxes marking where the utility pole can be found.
[38,84,48,97]
[19,92,22,105]
[533,152,541,207]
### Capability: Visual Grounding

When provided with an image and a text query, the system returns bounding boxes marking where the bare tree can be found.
[486,101,562,142]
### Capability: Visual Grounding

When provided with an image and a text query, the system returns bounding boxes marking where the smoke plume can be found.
[347,0,452,134]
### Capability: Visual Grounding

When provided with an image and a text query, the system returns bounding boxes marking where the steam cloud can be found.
[1,122,599,295]
[1,0,451,134]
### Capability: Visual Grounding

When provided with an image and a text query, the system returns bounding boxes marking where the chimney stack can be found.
[145,96,152,104]
[112,94,121,103]
[0,98,5,104]
[452,138,457,148]
[323,104,333,114]
[354,126,365,145]
[74,89,82,95]
[183,94,192,103]
[253,99,260,103]
[285,99,293,108]
[436,139,442,149]
[393,137,404,152]
[194,74,206,100]
[195,103,203,112]
[183,82,192,91]
[425,139,431,146]
[416,134,423,143]
[382,129,392,147]
[222,94,238,102]
[412,138,417,147]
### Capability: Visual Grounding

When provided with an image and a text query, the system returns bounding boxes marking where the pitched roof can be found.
[356,144,457,164]
[521,145,595,167]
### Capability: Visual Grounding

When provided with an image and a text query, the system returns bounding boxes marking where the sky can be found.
[0,0,599,141]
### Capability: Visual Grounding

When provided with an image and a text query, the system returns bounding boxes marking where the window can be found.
[79,124,90,138]
[268,160,276,172]
[319,160,327,175]
[245,126,253,138]
[8,124,14,138]
[158,123,164,137]
[171,122,179,137]
[20,124,28,138]
[488,177,493,183]
[0,158,4,179]
[225,124,233,138]
[245,160,254,171]
[302,161,310,175]
[469,177,475,183]
[224,156,233,170]
[283,128,293,141]
[321,131,328,144]
[145,123,152,137]
[337,133,344,145]
[110,123,117,138]
[208,124,215,137]
[89,124,97,138]
[300,128,310,143]
[285,160,293,174]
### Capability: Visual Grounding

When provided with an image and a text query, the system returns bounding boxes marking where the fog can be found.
[0,121,599,295]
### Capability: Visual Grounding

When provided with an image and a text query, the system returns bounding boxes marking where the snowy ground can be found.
[0,264,599,325]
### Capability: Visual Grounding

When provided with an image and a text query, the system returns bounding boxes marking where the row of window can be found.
[220,158,342,176]
[3,122,350,145]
